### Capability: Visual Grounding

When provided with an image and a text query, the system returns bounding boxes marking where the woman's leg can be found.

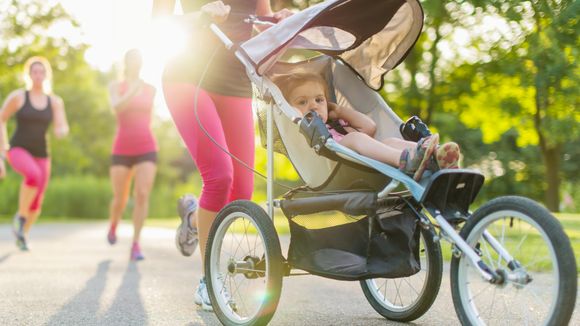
[108,165,134,242]
[24,157,51,234]
[131,161,156,244]
[211,93,255,202]
[163,83,235,271]
[7,148,42,220]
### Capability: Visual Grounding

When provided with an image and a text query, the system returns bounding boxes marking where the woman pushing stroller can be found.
[273,72,461,180]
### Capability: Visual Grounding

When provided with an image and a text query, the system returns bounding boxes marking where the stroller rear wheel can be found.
[360,227,443,322]
[205,200,284,326]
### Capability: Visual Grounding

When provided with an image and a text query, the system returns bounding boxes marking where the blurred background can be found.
[0,0,578,219]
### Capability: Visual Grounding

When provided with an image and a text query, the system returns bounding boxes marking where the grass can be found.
[2,211,577,272]
[146,211,578,272]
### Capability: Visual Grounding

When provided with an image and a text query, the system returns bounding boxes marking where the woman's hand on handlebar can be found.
[201,1,231,24]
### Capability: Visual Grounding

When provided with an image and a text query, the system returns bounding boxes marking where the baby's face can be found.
[288,81,328,122]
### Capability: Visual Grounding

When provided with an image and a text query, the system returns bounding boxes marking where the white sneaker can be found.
[216,273,237,312]
[194,278,213,311]
[176,194,199,257]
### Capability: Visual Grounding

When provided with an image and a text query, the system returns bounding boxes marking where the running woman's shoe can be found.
[107,223,117,245]
[176,194,199,257]
[194,277,213,311]
[130,242,145,261]
[12,214,28,251]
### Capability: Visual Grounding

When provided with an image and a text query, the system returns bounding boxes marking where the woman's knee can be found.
[200,172,234,211]
[205,172,233,195]
[24,171,42,187]
[133,188,151,206]
[110,195,127,210]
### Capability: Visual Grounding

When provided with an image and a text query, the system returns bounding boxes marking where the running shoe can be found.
[176,194,199,257]
[12,214,28,251]
[130,242,145,261]
[107,224,117,245]
[194,277,213,311]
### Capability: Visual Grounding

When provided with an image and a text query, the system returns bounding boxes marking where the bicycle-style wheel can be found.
[205,200,284,326]
[360,227,443,321]
[450,196,577,325]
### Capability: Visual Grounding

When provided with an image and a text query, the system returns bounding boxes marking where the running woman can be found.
[0,56,69,251]
[107,49,158,261]
[152,0,292,311]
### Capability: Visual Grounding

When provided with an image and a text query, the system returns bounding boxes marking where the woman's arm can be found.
[256,0,293,31]
[51,95,69,138]
[0,90,24,178]
[152,0,230,25]
[329,103,376,137]
[108,81,142,112]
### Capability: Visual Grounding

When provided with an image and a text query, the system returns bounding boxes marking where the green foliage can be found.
[1,0,578,218]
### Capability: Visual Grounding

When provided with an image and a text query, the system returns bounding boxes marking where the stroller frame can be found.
[201,2,577,325]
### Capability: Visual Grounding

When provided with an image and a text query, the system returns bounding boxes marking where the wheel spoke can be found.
[403,277,419,296]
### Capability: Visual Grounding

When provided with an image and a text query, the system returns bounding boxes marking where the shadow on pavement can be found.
[46,260,148,325]
[0,253,11,265]
[46,260,111,325]
[101,262,148,325]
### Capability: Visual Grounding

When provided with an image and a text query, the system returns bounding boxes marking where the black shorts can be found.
[111,152,157,168]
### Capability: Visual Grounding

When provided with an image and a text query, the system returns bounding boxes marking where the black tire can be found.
[205,200,284,326]
[360,227,443,322]
[450,196,577,326]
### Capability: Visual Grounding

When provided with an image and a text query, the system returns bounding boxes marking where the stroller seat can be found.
[257,55,405,192]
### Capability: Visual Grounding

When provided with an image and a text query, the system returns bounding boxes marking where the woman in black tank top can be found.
[0,56,69,251]
[152,0,292,311]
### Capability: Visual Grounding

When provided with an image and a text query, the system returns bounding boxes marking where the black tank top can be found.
[10,91,53,158]
[163,0,257,97]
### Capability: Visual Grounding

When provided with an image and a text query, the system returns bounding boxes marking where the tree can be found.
[459,0,579,211]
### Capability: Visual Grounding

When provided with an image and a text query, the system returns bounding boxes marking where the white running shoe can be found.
[176,194,199,256]
[194,278,213,311]
[195,275,237,312]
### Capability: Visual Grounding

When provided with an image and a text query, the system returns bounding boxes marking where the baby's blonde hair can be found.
[272,72,329,101]
[23,56,53,94]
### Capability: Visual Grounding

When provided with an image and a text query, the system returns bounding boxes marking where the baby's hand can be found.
[327,102,341,120]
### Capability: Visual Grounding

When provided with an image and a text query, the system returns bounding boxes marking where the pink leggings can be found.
[7,147,51,212]
[163,83,255,212]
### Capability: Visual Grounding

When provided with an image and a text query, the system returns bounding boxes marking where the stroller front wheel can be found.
[205,200,284,326]
[450,196,577,326]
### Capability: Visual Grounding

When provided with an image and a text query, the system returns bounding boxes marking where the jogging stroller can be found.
[200,1,578,325]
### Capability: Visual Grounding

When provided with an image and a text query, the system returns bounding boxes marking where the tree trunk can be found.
[541,145,562,212]
[425,26,442,125]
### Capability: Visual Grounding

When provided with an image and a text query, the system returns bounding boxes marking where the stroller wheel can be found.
[450,196,577,326]
[360,227,443,322]
[205,200,284,326]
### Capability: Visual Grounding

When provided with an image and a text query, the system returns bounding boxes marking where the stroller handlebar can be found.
[210,15,278,50]
[209,23,234,49]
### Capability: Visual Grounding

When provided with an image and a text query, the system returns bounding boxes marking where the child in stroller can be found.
[273,72,461,180]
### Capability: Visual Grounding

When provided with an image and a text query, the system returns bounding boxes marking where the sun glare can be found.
[138,18,187,83]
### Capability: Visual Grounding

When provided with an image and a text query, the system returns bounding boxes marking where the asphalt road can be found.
[0,222,577,325]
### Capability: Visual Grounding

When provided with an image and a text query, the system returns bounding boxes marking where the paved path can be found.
[0,223,577,325]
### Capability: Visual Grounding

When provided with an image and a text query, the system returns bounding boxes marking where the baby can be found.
[273,72,459,180]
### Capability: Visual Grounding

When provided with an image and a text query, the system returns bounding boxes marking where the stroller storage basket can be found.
[281,192,420,280]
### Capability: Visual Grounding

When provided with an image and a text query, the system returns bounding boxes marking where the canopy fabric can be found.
[239,0,424,90]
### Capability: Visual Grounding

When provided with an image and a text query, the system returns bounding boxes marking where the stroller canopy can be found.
[240,0,424,90]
